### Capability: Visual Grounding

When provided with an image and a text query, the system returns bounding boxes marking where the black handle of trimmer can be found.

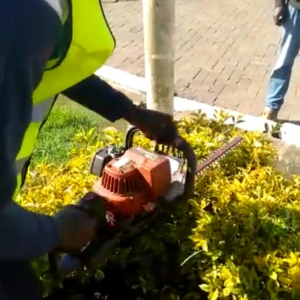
[124,125,143,149]
[48,193,108,281]
[171,135,197,198]
[124,125,197,199]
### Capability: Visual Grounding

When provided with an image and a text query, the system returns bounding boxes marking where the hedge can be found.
[16,111,300,300]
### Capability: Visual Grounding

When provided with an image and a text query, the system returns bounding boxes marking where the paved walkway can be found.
[103,0,300,121]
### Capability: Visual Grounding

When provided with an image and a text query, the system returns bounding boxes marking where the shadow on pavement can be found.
[278,119,300,126]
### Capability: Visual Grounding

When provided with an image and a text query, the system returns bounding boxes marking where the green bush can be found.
[17,111,300,300]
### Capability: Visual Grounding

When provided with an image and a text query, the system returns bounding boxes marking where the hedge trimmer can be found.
[48,126,243,281]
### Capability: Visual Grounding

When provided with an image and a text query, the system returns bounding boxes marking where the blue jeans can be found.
[266,5,300,111]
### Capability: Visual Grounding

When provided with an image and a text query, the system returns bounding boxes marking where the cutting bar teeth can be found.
[196,136,243,174]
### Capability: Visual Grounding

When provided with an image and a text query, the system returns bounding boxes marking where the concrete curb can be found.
[96,66,300,147]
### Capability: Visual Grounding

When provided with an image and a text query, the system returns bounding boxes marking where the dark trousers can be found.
[0,261,43,300]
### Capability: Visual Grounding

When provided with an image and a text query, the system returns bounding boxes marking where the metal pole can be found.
[142,0,175,115]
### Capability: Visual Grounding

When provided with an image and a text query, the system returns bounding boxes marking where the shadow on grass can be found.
[45,196,300,300]
[45,199,199,300]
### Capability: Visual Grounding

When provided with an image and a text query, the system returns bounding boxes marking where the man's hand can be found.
[54,205,97,253]
[126,107,178,145]
[273,6,287,26]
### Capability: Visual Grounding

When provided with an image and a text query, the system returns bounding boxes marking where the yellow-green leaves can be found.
[17,110,300,300]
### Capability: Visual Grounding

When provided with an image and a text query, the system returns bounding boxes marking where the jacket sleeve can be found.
[0,0,62,261]
[0,202,60,261]
[62,75,136,122]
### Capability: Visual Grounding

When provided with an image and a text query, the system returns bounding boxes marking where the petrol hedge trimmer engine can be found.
[91,137,191,219]
[49,126,243,281]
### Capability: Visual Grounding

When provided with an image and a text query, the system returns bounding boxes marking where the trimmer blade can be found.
[196,136,243,174]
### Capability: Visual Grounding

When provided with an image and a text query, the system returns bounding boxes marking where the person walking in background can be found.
[262,0,300,120]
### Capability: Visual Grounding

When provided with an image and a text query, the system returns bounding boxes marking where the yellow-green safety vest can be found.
[15,0,115,195]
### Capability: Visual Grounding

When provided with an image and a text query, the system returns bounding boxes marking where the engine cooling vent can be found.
[101,169,144,195]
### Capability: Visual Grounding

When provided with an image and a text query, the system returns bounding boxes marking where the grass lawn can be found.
[31,96,127,166]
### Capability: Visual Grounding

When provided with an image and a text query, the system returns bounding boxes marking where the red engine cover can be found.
[93,147,171,218]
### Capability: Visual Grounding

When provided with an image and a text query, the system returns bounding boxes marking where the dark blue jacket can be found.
[0,0,134,262]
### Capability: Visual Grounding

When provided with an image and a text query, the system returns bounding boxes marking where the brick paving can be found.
[103,0,300,121]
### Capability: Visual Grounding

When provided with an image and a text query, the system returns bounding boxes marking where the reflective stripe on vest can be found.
[289,0,300,9]
[15,97,55,194]
[14,0,115,196]
[16,157,30,175]
[46,0,69,23]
